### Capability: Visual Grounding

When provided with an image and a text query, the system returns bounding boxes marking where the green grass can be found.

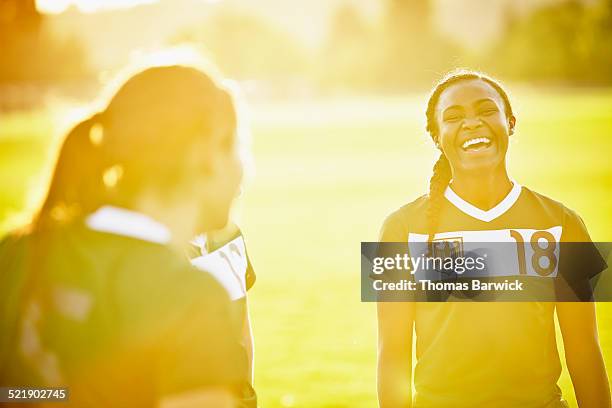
[2,89,612,407]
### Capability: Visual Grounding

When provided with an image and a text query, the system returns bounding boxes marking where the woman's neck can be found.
[135,195,204,250]
[450,168,513,211]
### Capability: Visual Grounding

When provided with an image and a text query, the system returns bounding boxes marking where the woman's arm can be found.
[377,302,415,408]
[241,298,254,384]
[557,302,611,408]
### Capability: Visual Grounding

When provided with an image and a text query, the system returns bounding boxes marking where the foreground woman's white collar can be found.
[85,205,171,244]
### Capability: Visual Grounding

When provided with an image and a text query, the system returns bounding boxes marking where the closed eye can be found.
[479,108,498,116]
[443,115,462,122]
[442,106,465,123]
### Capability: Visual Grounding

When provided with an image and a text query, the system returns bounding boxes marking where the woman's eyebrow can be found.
[442,98,498,115]
[442,105,463,114]
[474,98,497,107]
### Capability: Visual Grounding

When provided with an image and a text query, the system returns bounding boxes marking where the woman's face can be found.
[191,126,243,231]
[434,79,515,176]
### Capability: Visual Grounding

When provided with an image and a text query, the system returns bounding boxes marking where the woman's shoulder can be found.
[519,185,583,221]
[0,228,36,263]
[384,194,429,225]
[0,230,24,250]
[379,194,428,241]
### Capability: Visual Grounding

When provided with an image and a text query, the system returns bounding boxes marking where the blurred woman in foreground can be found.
[0,65,248,407]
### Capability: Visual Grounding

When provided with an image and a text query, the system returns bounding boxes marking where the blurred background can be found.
[2,0,612,407]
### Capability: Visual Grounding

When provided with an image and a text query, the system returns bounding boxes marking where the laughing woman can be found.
[376,70,610,407]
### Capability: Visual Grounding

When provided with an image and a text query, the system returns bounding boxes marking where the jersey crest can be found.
[409,226,562,279]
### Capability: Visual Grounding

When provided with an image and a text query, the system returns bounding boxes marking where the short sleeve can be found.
[561,209,595,242]
[156,268,247,397]
[378,210,409,243]
[376,212,410,275]
[371,210,415,301]
[560,210,607,279]
[113,243,247,398]
[556,210,608,301]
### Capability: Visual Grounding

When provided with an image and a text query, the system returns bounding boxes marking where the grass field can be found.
[1,88,612,407]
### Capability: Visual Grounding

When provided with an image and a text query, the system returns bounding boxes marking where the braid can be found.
[424,68,514,245]
[426,153,451,243]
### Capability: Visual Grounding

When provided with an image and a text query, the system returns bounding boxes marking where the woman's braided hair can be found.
[424,69,514,243]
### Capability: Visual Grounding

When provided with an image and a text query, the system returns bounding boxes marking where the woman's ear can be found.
[431,132,441,150]
[508,115,516,136]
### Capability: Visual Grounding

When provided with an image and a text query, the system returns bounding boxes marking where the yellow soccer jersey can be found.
[380,181,605,408]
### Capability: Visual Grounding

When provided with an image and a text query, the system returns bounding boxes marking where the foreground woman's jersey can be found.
[0,208,247,407]
[380,183,604,408]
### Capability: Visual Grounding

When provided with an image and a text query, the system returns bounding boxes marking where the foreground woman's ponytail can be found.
[32,112,107,231]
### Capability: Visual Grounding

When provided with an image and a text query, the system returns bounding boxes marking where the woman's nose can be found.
[461,117,483,130]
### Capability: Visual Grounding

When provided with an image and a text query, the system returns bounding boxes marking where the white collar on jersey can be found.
[190,233,209,255]
[85,205,172,245]
[444,180,522,223]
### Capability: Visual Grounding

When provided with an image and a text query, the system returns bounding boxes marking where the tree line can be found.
[1,0,611,95]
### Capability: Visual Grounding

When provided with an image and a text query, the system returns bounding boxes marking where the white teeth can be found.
[462,137,491,149]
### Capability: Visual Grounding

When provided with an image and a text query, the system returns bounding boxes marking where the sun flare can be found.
[36,0,158,14]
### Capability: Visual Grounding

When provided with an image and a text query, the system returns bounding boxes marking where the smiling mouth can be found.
[461,137,492,151]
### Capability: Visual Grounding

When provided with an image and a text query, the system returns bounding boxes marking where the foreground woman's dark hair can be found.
[0,65,247,408]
